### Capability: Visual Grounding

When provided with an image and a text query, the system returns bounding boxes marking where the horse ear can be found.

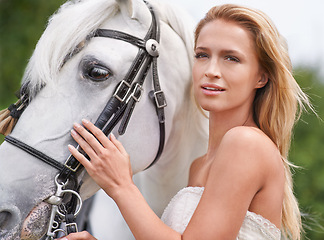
[116,0,151,27]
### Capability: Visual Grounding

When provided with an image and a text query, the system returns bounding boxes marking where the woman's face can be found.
[193,19,267,114]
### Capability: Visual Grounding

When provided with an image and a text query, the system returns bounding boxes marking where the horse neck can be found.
[156,91,208,176]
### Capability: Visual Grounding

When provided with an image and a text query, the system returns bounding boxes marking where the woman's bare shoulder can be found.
[223,126,271,143]
[222,126,280,158]
[215,126,283,180]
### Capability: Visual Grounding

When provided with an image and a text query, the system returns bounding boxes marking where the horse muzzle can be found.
[0,201,52,240]
[20,202,51,240]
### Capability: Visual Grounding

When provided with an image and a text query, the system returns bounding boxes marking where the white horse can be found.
[0,0,208,239]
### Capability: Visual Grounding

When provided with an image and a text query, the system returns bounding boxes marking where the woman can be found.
[61,4,311,240]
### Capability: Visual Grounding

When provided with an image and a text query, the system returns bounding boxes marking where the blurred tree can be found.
[0,1,323,239]
[291,67,324,239]
[0,0,66,107]
[0,0,65,144]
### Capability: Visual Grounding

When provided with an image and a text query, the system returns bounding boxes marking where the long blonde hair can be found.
[194,4,312,239]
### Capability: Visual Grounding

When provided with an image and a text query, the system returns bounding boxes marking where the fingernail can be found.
[68,144,74,150]
[74,122,81,129]
[71,129,77,136]
[82,119,89,124]
[110,133,115,140]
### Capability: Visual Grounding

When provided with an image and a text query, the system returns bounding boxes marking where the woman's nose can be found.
[204,59,221,79]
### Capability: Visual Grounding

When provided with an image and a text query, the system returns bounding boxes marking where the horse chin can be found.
[20,202,51,240]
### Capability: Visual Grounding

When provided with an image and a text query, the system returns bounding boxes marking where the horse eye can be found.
[87,66,111,81]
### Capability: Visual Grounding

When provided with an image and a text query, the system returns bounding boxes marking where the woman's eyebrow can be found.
[195,46,209,51]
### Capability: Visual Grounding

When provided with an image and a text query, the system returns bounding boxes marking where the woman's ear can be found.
[256,73,269,89]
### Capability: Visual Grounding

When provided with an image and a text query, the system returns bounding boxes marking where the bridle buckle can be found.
[113,80,132,102]
[64,152,82,172]
[66,222,78,234]
[127,83,144,103]
[154,90,167,108]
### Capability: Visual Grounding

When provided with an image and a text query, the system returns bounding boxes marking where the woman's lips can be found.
[201,83,225,96]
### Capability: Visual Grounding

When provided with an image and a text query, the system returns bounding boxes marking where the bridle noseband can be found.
[4,1,166,239]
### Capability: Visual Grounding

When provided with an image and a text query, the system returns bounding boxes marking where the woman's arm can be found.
[68,119,181,240]
[183,127,282,240]
[67,121,279,240]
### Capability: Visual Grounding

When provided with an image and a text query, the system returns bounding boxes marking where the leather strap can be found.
[66,214,78,234]
[4,135,65,171]
[93,29,145,48]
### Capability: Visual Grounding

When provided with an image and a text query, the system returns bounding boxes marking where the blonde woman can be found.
[62,4,310,240]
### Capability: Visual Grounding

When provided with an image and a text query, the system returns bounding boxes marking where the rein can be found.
[4,1,166,239]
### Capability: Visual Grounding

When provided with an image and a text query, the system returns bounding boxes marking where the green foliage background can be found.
[291,69,324,239]
[0,1,323,239]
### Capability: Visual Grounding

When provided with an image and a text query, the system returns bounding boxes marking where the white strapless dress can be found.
[161,187,281,239]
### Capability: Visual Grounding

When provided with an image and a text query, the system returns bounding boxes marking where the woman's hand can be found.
[55,231,96,240]
[68,121,180,240]
[68,119,133,198]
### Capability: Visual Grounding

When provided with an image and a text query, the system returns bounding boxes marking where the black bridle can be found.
[4,1,166,238]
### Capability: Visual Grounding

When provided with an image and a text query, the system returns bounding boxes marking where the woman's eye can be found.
[87,66,111,81]
[225,56,240,62]
[194,52,208,59]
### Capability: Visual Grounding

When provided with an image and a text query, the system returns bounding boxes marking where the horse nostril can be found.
[0,210,13,229]
[0,206,21,232]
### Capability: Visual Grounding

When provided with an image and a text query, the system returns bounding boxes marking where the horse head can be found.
[0,0,208,239]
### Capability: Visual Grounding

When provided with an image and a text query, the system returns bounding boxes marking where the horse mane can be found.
[152,0,196,68]
[153,0,208,141]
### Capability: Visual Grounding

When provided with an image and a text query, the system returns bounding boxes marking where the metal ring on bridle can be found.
[53,228,67,237]
[56,190,83,218]
[145,39,159,57]
[55,174,69,187]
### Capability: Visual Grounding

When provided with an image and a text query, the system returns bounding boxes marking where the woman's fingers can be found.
[68,144,92,171]
[68,119,133,196]
[69,119,125,165]
[70,127,98,161]
[81,119,113,149]
[110,133,127,156]
[71,120,111,157]
[72,122,102,153]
